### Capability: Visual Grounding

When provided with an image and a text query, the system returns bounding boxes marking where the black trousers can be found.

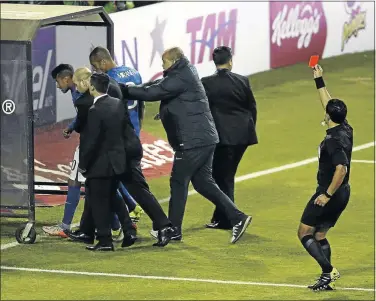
[168,144,246,229]
[119,159,171,230]
[84,176,133,245]
[80,159,171,234]
[211,145,248,226]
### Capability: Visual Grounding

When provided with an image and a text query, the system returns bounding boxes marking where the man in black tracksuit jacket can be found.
[120,47,252,244]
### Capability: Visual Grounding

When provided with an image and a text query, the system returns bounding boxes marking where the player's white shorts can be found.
[69,146,86,183]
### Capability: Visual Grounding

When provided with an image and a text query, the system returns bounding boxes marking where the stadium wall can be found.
[33,1,374,125]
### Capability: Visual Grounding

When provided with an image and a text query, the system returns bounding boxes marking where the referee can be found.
[298,64,353,291]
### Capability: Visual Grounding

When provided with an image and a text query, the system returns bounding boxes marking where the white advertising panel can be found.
[55,25,107,122]
[322,1,374,58]
[111,2,270,83]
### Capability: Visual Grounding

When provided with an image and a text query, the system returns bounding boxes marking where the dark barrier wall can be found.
[1,42,31,207]
[32,26,56,127]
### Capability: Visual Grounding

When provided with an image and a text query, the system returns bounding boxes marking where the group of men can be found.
[44,45,255,251]
[42,44,353,291]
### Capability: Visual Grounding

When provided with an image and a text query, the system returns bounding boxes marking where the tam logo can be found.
[187,9,237,65]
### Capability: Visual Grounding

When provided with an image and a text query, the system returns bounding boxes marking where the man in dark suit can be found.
[69,69,174,248]
[120,47,252,244]
[78,73,132,251]
[201,46,258,230]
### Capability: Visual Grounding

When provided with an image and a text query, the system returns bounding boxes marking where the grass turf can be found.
[1,51,374,300]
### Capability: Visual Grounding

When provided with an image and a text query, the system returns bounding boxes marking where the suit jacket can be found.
[78,95,127,178]
[74,91,94,135]
[201,69,258,146]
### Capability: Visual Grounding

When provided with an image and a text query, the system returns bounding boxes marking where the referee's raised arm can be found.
[313,64,332,110]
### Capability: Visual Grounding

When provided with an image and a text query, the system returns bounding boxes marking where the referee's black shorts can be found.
[300,184,350,230]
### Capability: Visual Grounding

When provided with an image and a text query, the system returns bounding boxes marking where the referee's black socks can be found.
[301,235,333,273]
[318,238,331,263]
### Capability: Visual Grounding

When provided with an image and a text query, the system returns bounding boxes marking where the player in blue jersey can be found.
[42,64,84,237]
[42,64,128,239]
[89,46,145,223]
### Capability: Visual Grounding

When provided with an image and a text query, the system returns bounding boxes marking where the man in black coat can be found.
[69,69,174,248]
[201,46,258,230]
[78,73,130,251]
[120,47,252,244]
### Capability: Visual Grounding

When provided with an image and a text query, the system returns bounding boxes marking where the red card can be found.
[308,55,319,68]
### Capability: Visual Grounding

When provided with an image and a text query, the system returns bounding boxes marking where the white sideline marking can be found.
[1,141,374,250]
[0,266,374,292]
[0,242,19,250]
[352,160,375,164]
[159,141,375,203]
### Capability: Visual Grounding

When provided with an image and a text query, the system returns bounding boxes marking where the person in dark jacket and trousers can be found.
[120,47,252,244]
[201,46,258,230]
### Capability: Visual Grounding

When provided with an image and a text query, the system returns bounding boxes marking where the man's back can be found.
[80,95,126,178]
[159,58,219,150]
[317,120,353,188]
[107,66,143,134]
[201,70,258,146]
[107,77,143,160]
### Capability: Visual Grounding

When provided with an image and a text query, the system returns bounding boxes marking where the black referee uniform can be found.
[301,119,353,229]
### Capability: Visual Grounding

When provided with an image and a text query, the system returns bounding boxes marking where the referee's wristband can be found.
[314,77,326,89]
[324,191,332,198]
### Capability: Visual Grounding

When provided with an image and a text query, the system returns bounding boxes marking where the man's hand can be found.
[314,194,330,207]
[313,64,323,78]
[120,83,130,98]
[63,128,72,139]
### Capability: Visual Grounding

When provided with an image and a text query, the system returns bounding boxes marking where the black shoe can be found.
[86,242,114,251]
[65,230,94,244]
[310,268,340,291]
[150,227,182,241]
[231,216,252,244]
[121,230,138,248]
[205,222,232,230]
[153,226,174,247]
[170,227,182,241]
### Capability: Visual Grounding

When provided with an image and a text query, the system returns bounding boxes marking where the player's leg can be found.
[118,182,144,223]
[298,190,340,291]
[298,222,333,272]
[42,147,82,237]
[315,229,331,263]
[308,184,350,290]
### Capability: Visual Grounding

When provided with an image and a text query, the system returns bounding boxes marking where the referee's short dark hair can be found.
[326,99,347,124]
[212,46,232,65]
[90,73,110,94]
[51,64,74,80]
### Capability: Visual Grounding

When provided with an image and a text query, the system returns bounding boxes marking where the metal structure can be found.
[0,3,114,243]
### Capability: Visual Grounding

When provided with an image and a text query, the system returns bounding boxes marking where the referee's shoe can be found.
[309,267,340,291]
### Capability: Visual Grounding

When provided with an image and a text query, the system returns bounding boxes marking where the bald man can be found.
[68,68,174,248]
[119,47,252,244]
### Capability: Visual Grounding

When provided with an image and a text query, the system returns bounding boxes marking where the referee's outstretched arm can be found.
[312,64,332,110]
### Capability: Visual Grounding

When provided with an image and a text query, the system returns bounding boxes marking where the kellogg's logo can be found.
[342,1,366,51]
[270,1,327,69]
